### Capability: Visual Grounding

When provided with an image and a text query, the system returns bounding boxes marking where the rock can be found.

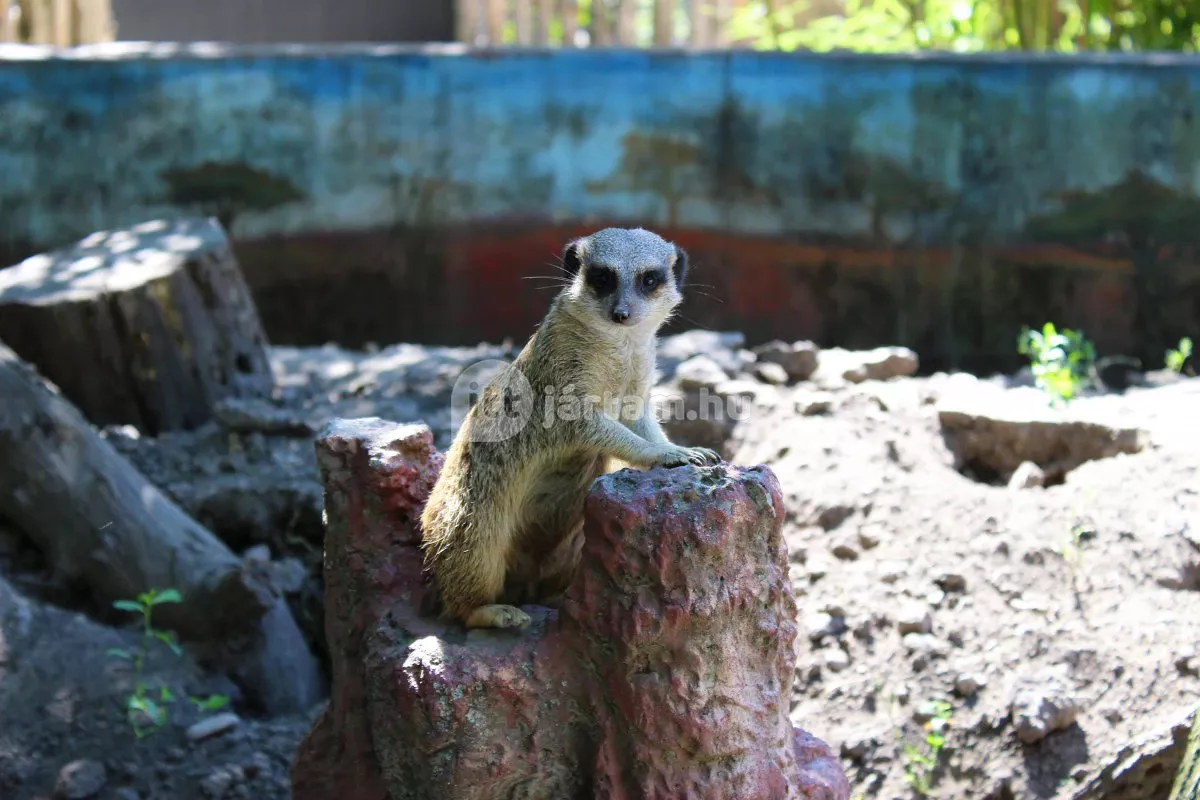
[896,603,933,635]
[935,572,968,593]
[675,354,730,390]
[186,712,241,743]
[1009,667,1081,744]
[242,544,271,564]
[1008,461,1045,489]
[291,418,850,800]
[902,633,948,657]
[244,752,273,779]
[1071,713,1192,800]
[821,347,918,384]
[55,760,107,799]
[794,390,835,416]
[113,788,140,800]
[201,767,237,799]
[806,611,847,642]
[825,648,851,672]
[752,340,820,383]
[830,539,859,561]
[752,361,790,385]
[938,391,1145,484]
[213,397,315,437]
[954,672,988,697]
[658,330,746,377]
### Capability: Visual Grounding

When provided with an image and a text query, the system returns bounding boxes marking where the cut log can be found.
[0,218,274,436]
[0,341,323,715]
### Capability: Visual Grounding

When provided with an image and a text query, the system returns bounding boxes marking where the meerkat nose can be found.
[611,308,630,324]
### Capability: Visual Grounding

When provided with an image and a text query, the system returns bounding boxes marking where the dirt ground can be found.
[0,333,1197,800]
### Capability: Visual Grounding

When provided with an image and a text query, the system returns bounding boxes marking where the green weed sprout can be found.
[1017,322,1096,405]
[106,588,228,737]
[1166,337,1193,375]
[903,699,953,796]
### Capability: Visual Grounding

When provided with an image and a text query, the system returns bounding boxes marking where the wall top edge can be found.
[1,40,1200,67]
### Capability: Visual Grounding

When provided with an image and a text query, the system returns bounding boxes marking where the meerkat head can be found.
[558,228,688,335]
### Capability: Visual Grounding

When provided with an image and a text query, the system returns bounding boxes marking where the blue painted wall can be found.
[1,44,1198,370]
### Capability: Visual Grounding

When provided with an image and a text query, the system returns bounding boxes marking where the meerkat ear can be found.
[561,239,585,277]
[672,245,689,291]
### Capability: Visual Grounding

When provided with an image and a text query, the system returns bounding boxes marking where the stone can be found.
[821,347,918,384]
[675,354,730,390]
[794,390,835,416]
[1008,461,1045,489]
[752,340,820,383]
[937,390,1145,484]
[1071,713,1192,800]
[242,544,271,564]
[954,672,988,697]
[806,611,847,642]
[291,418,849,800]
[113,788,140,800]
[1009,666,1081,744]
[55,760,107,799]
[896,603,933,635]
[752,361,790,385]
[186,712,241,743]
[824,648,851,672]
[213,397,315,437]
[658,330,746,377]
[902,633,948,657]
[201,767,237,799]
[934,572,968,593]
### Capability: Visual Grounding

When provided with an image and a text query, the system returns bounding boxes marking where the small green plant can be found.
[1166,337,1193,375]
[1017,322,1096,405]
[106,588,229,737]
[903,699,953,796]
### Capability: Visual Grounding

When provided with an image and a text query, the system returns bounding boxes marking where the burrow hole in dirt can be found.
[957,459,1067,488]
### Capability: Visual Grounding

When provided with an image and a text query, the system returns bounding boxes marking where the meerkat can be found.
[419,227,722,630]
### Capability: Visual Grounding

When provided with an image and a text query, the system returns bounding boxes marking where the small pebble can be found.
[187,712,241,743]
[55,760,107,799]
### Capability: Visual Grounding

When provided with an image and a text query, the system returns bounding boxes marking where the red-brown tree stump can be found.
[0,218,274,435]
[292,417,850,800]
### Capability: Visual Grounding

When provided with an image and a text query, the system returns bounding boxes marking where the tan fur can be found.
[419,228,721,629]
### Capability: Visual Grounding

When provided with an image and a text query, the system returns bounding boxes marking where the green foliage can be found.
[1017,322,1096,406]
[903,699,953,796]
[107,588,229,738]
[728,0,1200,53]
[1166,336,1194,374]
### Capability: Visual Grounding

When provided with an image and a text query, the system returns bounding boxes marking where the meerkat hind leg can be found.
[464,604,532,629]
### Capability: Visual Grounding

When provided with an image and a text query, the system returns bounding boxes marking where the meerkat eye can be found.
[640,271,664,291]
[585,266,617,296]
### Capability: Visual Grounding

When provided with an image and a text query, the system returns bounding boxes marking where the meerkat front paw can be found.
[654,445,723,468]
[464,604,532,630]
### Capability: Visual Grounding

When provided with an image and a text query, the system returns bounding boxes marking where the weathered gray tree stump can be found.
[0,341,322,715]
[0,218,274,435]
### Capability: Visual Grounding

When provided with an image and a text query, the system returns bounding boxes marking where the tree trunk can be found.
[1171,708,1200,800]
[0,217,275,436]
[0,342,323,714]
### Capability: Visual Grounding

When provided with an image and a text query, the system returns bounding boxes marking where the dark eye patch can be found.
[585,265,618,297]
[639,270,666,293]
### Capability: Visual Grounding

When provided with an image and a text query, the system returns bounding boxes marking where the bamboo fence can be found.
[455,0,754,48]
[0,0,115,45]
